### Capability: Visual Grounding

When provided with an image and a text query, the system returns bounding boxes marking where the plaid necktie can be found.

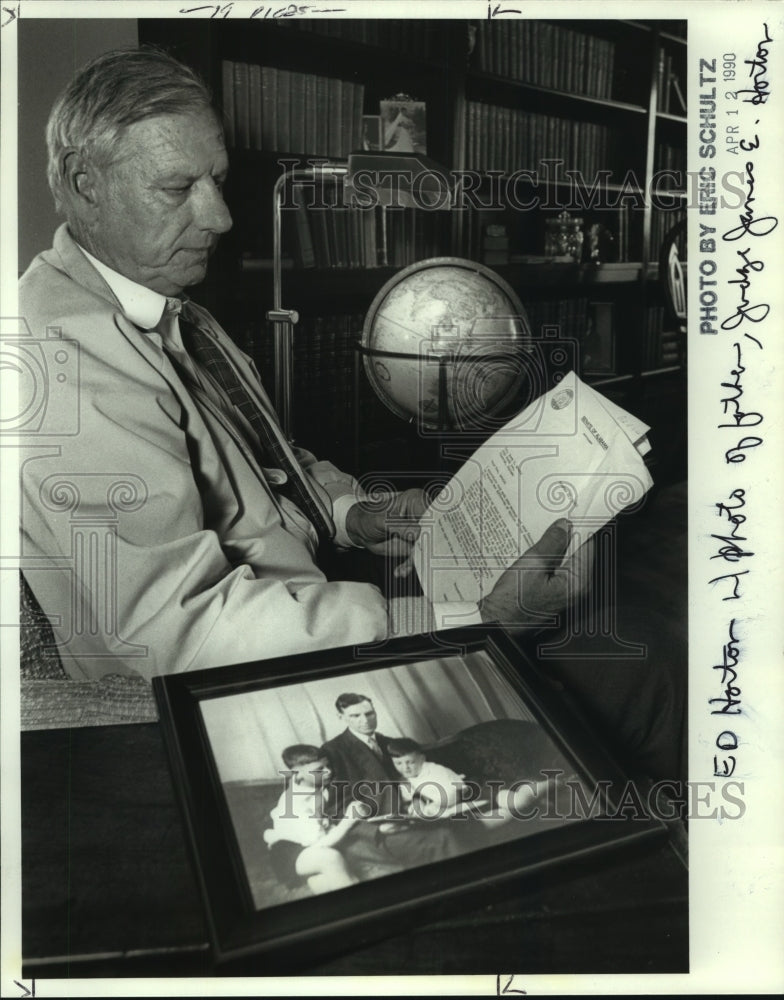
[169,302,335,543]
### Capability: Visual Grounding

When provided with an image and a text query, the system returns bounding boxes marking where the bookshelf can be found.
[139,16,687,482]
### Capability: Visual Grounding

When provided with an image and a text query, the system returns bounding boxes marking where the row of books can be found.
[642,306,683,369]
[466,101,616,179]
[239,312,366,470]
[656,46,687,115]
[291,313,400,468]
[654,142,686,177]
[292,312,361,453]
[472,21,616,101]
[283,18,443,61]
[285,204,447,270]
[524,296,591,343]
[651,208,687,260]
[221,60,364,155]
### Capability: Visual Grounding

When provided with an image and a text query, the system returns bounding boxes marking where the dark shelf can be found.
[457,171,645,196]
[229,149,350,164]
[239,264,399,300]
[656,111,687,125]
[496,262,644,288]
[239,260,648,295]
[642,365,684,378]
[466,71,648,119]
[584,372,635,388]
[175,18,458,76]
[659,30,688,47]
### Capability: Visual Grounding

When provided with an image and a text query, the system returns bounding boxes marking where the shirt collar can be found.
[77,244,170,331]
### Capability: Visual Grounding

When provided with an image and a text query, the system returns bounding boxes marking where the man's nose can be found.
[194,178,233,235]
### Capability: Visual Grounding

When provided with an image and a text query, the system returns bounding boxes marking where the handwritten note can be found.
[696,25,778,800]
[178,2,347,18]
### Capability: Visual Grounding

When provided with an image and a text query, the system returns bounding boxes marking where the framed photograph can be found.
[153,626,667,970]
[380,94,427,154]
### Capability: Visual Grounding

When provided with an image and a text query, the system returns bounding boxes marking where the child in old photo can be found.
[388,736,552,826]
[263,744,365,894]
[387,737,470,818]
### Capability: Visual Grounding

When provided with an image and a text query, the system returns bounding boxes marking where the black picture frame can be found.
[153,626,667,971]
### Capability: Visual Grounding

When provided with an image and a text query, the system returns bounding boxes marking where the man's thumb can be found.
[528,518,572,561]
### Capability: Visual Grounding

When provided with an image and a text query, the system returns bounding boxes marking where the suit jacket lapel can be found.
[48,226,284,494]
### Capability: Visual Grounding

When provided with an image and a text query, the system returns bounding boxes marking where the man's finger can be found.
[547,534,595,601]
[388,488,428,520]
[381,536,417,560]
[567,535,595,596]
[526,518,572,562]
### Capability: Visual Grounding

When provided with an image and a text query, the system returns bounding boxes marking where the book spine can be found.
[277,69,291,152]
[574,33,586,97]
[233,61,250,149]
[289,70,305,153]
[249,63,262,151]
[221,60,235,148]
[261,66,277,150]
[341,78,354,157]
[315,74,330,156]
[311,207,330,268]
[293,198,316,268]
[329,77,342,159]
[656,47,666,111]
[351,82,364,155]
[585,36,596,97]
[304,73,317,152]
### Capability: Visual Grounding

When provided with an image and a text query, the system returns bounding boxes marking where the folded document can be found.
[413,371,653,603]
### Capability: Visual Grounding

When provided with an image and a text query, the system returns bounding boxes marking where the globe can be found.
[361,257,531,429]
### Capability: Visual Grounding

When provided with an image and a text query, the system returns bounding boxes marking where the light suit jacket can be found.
[19,225,390,679]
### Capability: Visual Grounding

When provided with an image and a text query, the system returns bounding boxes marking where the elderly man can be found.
[19,47,589,680]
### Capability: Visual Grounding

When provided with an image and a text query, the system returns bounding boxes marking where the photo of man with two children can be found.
[200,650,585,910]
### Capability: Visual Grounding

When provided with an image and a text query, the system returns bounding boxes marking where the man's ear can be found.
[60,148,99,209]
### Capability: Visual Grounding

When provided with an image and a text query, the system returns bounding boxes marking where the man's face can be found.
[84,109,232,296]
[340,700,377,737]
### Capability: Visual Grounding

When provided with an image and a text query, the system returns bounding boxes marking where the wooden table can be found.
[21,721,688,979]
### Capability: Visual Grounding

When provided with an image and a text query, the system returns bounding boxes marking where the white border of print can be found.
[1,1,783,997]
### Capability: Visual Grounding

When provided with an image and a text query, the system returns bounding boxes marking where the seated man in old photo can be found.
[19,47,682,784]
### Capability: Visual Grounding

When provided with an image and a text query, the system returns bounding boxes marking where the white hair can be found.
[46,46,218,211]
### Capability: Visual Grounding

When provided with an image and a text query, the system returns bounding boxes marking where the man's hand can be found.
[345,488,428,558]
[478,518,594,629]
